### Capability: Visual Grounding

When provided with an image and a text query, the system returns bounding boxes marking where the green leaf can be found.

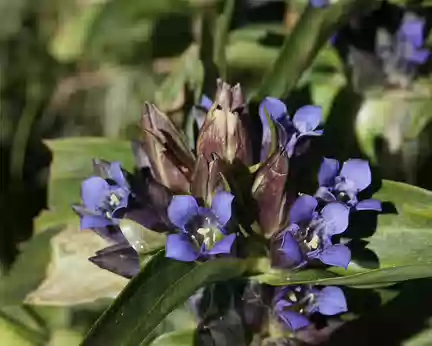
[35,137,134,231]
[254,0,376,100]
[255,180,432,287]
[154,45,203,113]
[149,329,195,346]
[213,0,234,79]
[81,252,247,346]
[0,229,60,307]
[24,227,128,306]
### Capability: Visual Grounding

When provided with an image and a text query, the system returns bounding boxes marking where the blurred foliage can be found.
[0,0,432,345]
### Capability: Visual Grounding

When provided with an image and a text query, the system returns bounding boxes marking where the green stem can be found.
[10,83,41,182]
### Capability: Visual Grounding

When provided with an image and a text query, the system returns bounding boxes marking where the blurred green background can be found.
[0,0,431,345]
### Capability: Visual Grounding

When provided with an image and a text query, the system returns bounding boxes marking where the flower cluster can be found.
[73,79,382,336]
[376,12,430,87]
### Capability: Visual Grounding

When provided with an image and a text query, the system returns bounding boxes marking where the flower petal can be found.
[81,177,110,210]
[200,95,213,111]
[400,18,425,48]
[278,310,310,331]
[317,244,351,269]
[408,49,430,64]
[259,97,287,160]
[211,191,234,226]
[321,202,349,235]
[80,215,114,230]
[293,105,322,133]
[259,97,287,121]
[315,187,337,203]
[279,230,303,266]
[166,234,200,262]
[167,195,199,230]
[318,158,340,187]
[207,233,236,255]
[289,194,318,224]
[108,162,127,186]
[340,159,371,192]
[356,199,382,212]
[317,287,348,315]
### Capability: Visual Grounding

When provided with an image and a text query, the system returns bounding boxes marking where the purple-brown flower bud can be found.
[190,154,224,206]
[252,149,289,237]
[140,102,195,193]
[196,80,252,166]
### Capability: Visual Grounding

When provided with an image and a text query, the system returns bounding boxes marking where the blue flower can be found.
[316,158,381,211]
[259,97,323,159]
[376,14,430,87]
[274,285,347,331]
[75,161,130,230]
[166,191,236,262]
[275,194,351,269]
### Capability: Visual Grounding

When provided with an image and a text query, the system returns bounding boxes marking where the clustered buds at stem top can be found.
[74,78,384,337]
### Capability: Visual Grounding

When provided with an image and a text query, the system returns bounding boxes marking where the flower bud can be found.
[196,80,252,165]
[252,149,289,237]
[191,154,224,206]
[140,102,195,193]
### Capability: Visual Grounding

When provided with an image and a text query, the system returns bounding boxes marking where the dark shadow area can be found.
[326,278,432,346]
[346,240,380,270]
[0,139,51,270]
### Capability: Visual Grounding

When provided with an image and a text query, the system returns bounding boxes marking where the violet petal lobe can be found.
[81,177,110,210]
[206,233,236,255]
[409,49,430,64]
[400,18,425,48]
[81,215,114,230]
[211,191,234,226]
[166,234,200,262]
[108,161,127,186]
[317,244,351,269]
[259,97,287,121]
[317,286,348,316]
[340,159,372,192]
[167,195,199,230]
[318,158,340,187]
[356,199,382,212]
[200,95,213,111]
[289,194,318,224]
[321,202,350,235]
[280,230,303,266]
[279,310,311,331]
[293,105,322,133]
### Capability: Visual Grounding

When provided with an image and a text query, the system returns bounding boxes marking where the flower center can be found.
[98,187,129,219]
[187,213,222,250]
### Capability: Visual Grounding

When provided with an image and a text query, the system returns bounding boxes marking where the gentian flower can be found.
[74,161,130,230]
[275,194,351,269]
[376,13,430,87]
[316,158,381,211]
[259,97,323,159]
[166,191,236,262]
[274,285,347,331]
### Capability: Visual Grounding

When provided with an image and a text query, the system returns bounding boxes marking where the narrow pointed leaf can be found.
[81,252,247,346]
